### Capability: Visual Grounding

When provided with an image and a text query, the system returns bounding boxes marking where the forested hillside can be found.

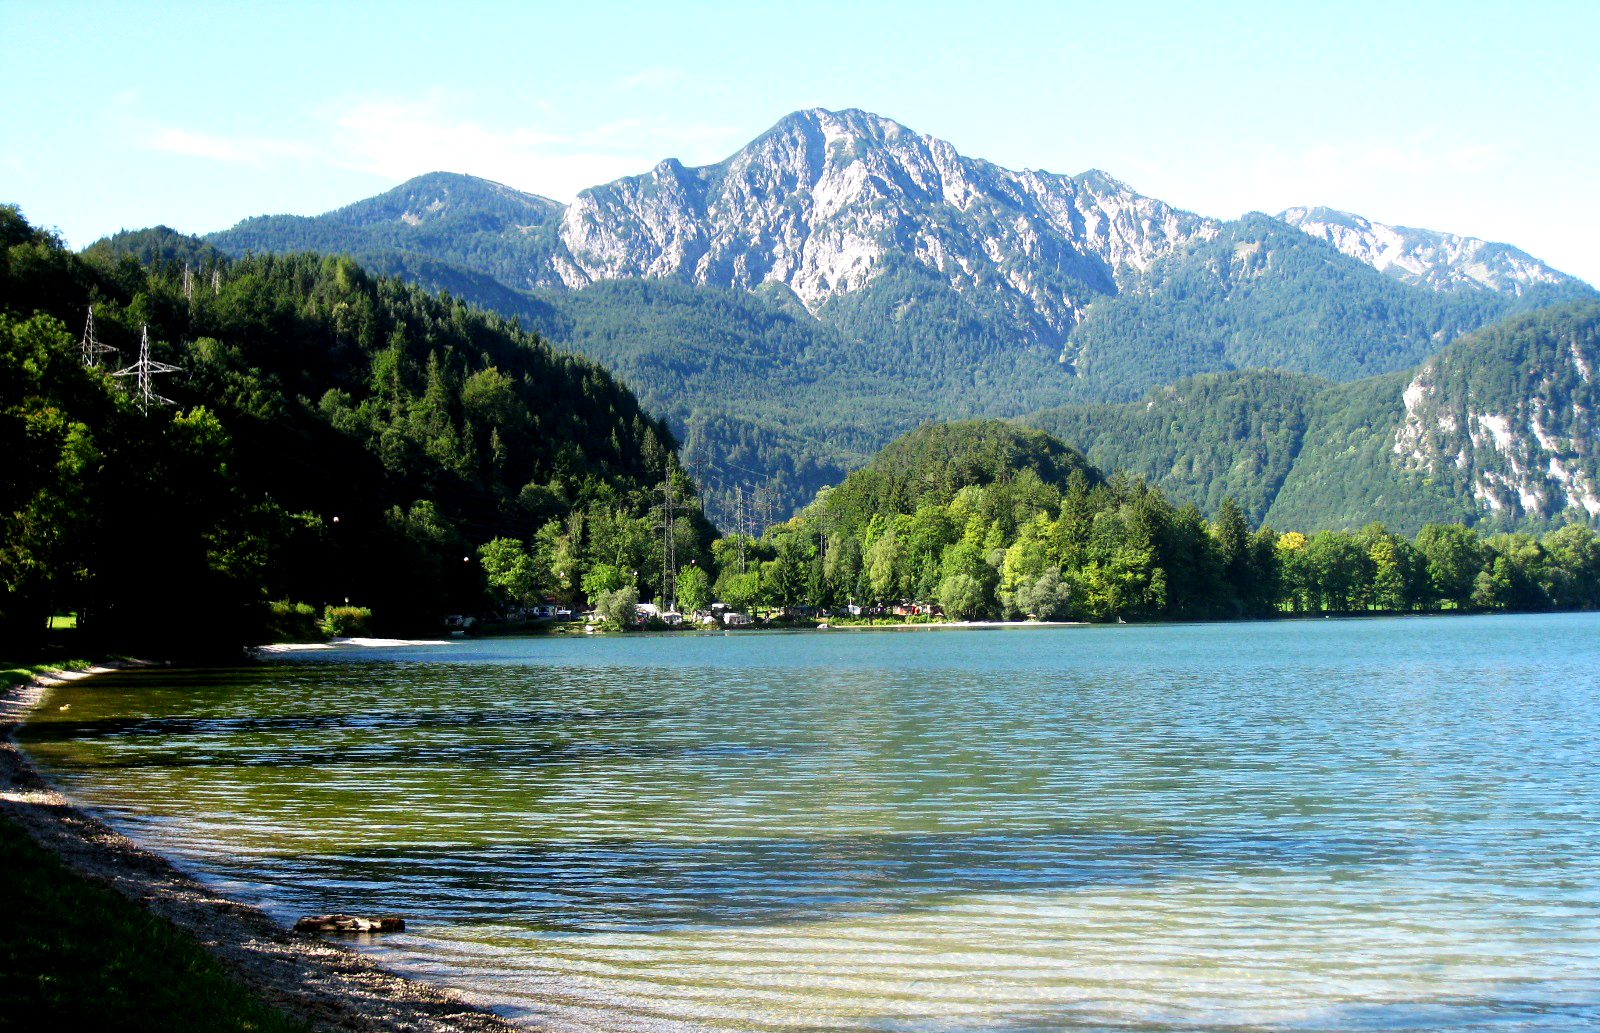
[209,172,567,288]
[1029,371,1320,525]
[1262,301,1600,530]
[13,197,1600,645]
[1061,214,1587,398]
[1030,301,1600,534]
[2,205,710,651]
[714,421,1600,623]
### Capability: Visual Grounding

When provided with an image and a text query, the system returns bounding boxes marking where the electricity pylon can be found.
[79,307,118,369]
[111,324,182,412]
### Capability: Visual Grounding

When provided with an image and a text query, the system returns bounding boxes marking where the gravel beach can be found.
[1,664,533,1033]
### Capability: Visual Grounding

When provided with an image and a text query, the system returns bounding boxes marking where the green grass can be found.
[0,815,311,1032]
[0,658,96,691]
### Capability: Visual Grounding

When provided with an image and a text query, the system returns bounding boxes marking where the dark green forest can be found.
[2,205,710,651]
[202,172,568,290]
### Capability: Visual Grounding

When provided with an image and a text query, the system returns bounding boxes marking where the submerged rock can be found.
[294,914,406,934]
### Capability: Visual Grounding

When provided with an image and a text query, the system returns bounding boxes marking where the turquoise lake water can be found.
[19,614,1600,1032]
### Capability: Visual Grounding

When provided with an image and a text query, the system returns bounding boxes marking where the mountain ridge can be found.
[1277,205,1569,294]
[181,107,1599,526]
[211,108,1585,307]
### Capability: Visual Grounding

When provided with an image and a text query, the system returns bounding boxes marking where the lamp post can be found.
[329,515,341,609]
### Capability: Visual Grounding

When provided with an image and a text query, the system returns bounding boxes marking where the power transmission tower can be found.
[689,451,706,498]
[112,324,182,412]
[757,483,773,531]
[79,307,117,369]
[659,476,677,610]
[735,483,747,573]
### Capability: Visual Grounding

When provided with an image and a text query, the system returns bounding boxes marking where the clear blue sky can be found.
[5,0,1596,285]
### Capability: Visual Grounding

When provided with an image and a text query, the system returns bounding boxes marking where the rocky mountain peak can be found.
[547,108,1216,340]
[1276,205,1574,295]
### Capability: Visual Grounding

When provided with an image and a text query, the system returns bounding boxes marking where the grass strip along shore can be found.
[0,813,312,1032]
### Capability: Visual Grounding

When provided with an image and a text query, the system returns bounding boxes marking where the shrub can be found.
[264,600,321,642]
[320,605,372,637]
[593,587,639,630]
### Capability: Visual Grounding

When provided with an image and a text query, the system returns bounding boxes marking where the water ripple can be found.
[20,614,1600,1032]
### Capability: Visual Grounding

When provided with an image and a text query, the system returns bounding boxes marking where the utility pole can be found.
[112,324,182,413]
[79,307,117,369]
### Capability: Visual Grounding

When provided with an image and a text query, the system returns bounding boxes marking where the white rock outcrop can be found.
[1277,206,1572,295]
[538,109,1220,343]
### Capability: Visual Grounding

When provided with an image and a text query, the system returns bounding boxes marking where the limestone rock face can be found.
[1277,205,1573,295]
[1392,308,1600,520]
[542,108,1219,340]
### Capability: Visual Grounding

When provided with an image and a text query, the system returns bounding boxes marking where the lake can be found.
[19,614,1600,1032]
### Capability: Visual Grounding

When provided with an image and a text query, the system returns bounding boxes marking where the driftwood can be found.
[294,913,406,934]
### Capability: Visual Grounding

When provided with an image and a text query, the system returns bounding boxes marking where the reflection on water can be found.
[20,616,1600,1032]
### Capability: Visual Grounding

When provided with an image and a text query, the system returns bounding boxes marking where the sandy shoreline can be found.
[1,662,528,1033]
[254,636,457,652]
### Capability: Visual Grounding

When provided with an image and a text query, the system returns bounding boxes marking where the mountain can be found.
[545,109,1214,335]
[215,172,566,286]
[1385,300,1600,521]
[192,108,1596,524]
[1054,213,1577,394]
[1026,369,1322,524]
[1276,206,1571,294]
[1029,301,1600,534]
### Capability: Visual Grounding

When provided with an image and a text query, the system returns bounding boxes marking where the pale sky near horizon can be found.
[5,0,1597,285]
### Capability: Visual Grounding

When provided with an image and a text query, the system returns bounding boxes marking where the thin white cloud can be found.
[147,127,315,168]
[641,121,744,146]
[134,99,758,205]
[1290,139,1500,182]
[320,97,745,199]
